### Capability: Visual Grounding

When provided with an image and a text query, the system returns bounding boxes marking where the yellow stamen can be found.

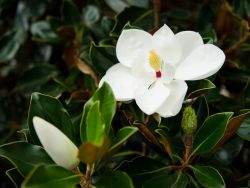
[149,50,161,71]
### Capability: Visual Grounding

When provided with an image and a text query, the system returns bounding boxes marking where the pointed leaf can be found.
[86,101,105,146]
[89,43,117,76]
[80,82,116,142]
[28,92,76,145]
[190,165,225,188]
[186,79,215,99]
[109,127,138,152]
[0,142,53,176]
[21,164,81,188]
[192,112,233,155]
[192,96,209,128]
[214,109,250,149]
[6,168,24,188]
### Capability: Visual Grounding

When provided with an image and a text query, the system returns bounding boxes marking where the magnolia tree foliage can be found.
[0,0,250,188]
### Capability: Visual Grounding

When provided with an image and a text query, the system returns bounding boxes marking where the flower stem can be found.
[183,135,193,163]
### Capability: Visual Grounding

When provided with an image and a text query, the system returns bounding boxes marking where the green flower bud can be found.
[181,106,197,136]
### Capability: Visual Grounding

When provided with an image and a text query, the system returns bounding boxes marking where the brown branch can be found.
[225,32,250,54]
[152,0,161,32]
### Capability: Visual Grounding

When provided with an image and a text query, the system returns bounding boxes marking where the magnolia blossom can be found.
[100,24,225,117]
[32,116,79,170]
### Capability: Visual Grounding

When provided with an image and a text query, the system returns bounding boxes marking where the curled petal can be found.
[157,80,188,117]
[175,31,203,63]
[116,29,152,68]
[135,80,170,115]
[174,44,225,80]
[32,117,79,170]
[99,63,136,101]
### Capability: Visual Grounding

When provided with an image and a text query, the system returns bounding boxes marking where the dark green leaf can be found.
[143,173,188,188]
[15,64,58,93]
[118,156,169,176]
[237,117,250,141]
[21,164,81,188]
[192,112,233,155]
[213,137,244,166]
[190,165,225,188]
[89,43,117,76]
[0,30,26,62]
[111,7,152,36]
[109,127,138,152]
[80,82,116,142]
[0,142,53,176]
[86,101,105,146]
[186,79,215,99]
[61,0,81,26]
[6,168,24,188]
[28,92,76,145]
[31,21,63,44]
[95,171,134,188]
[192,96,209,128]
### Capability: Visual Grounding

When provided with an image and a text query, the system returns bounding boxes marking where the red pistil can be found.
[156,71,161,78]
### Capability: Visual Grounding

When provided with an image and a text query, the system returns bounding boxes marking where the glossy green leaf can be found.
[86,101,105,146]
[192,96,209,128]
[143,173,188,188]
[192,112,233,155]
[214,109,250,149]
[28,92,76,145]
[6,168,24,188]
[0,142,53,176]
[190,165,225,188]
[21,164,81,188]
[95,171,134,188]
[237,117,250,141]
[89,43,117,76]
[109,127,138,152]
[80,82,116,142]
[186,79,215,99]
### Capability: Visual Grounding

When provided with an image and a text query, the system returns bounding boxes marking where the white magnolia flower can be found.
[100,24,225,117]
[32,116,79,170]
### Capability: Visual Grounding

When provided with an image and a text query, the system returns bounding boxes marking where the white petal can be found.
[152,24,182,65]
[175,31,203,62]
[32,117,79,170]
[174,44,225,80]
[116,29,152,68]
[157,80,188,117]
[99,63,136,101]
[135,80,170,115]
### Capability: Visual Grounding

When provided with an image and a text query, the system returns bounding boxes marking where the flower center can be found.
[149,50,161,78]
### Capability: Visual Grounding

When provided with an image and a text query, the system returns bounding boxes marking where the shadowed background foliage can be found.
[0,0,250,187]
